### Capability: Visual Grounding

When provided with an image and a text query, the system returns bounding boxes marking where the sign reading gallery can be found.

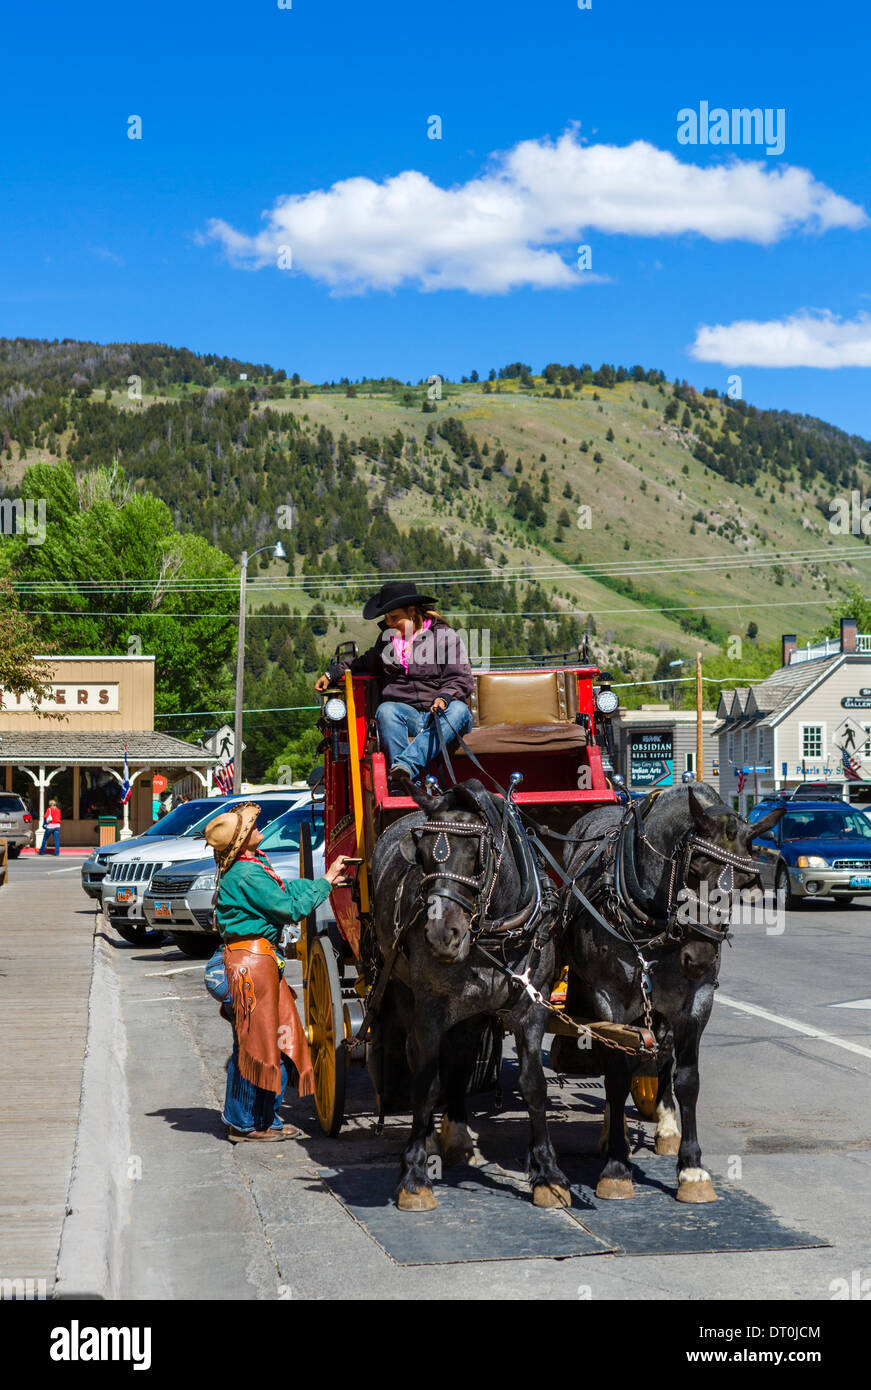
[0,683,120,713]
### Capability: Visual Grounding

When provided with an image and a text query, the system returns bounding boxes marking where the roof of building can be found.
[0,730,216,766]
[715,654,844,734]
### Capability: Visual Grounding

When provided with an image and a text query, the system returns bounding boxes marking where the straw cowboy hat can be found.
[204,802,260,874]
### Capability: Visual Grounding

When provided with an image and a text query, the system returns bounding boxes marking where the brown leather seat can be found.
[457,670,586,757]
[457,722,587,756]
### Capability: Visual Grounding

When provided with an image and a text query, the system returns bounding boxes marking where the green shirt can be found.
[216,856,332,946]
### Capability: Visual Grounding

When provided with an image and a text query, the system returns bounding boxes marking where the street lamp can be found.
[233,541,287,793]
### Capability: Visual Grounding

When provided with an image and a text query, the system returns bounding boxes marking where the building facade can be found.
[0,656,217,844]
[613,705,720,790]
[714,618,871,814]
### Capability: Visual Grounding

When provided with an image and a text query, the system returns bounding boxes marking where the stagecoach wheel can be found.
[630,1071,659,1120]
[306,934,346,1137]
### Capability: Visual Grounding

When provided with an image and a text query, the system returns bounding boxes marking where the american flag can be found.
[215,760,234,795]
[730,760,747,794]
[839,745,863,782]
[120,747,132,804]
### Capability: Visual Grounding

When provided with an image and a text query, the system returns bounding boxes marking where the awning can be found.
[0,731,217,766]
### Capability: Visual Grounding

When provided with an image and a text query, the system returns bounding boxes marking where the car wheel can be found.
[172,932,217,958]
[776,864,800,911]
[113,922,169,947]
[7,846,22,859]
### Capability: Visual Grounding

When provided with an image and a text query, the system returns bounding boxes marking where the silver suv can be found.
[0,794,36,857]
[143,803,326,956]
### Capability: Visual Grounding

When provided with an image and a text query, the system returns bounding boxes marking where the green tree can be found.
[0,460,236,715]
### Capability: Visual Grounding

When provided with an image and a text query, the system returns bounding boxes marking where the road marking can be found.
[828,998,871,1011]
[125,993,203,1003]
[46,867,82,875]
[718,993,871,1061]
[144,964,206,976]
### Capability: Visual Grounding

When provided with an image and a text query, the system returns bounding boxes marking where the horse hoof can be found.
[654,1134,681,1156]
[533,1183,571,1209]
[396,1186,438,1211]
[440,1117,477,1167]
[595,1177,635,1200]
[676,1169,717,1204]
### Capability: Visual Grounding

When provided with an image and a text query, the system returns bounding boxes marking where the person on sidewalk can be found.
[314,581,474,789]
[39,799,61,855]
[204,802,350,1143]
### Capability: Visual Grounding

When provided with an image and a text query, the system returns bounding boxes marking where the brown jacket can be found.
[326,618,473,711]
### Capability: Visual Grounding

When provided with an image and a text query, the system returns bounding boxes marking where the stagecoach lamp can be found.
[323,696,347,723]
[797,855,828,869]
[595,687,619,716]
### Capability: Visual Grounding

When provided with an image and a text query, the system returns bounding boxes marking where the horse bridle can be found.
[411,808,546,943]
[416,820,497,928]
[613,803,764,947]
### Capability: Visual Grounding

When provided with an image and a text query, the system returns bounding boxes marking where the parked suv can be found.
[100,792,309,945]
[0,794,35,857]
[81,796,253,899]
[748,795,871,906]
[143,802,326,955]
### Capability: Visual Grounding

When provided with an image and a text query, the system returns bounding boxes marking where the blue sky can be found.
[3,0,871,435]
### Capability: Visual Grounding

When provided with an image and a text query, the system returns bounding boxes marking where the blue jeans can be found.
[206,948,289,1133]
[376,699,472,782]
[39,828,60,853]
[223,1033,290,1133]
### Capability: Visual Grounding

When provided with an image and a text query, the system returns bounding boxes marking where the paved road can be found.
[5,857,871,1299]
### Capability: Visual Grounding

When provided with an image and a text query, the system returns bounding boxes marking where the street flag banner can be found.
[839,745,863,782]
[120,748,132,805]
[730,760,747,794]
[215,760,234,795]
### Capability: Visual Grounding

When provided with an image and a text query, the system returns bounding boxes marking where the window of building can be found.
[727,733,734,763]
[800,724,824,760]
[685,751,694,774]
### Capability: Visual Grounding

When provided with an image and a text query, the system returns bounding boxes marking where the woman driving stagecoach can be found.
[314,581,473,790]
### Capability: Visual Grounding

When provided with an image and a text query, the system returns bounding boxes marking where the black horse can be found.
[560,782,784,1203]
[370,777,570,1211]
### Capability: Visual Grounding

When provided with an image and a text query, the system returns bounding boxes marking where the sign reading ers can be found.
[0,683,120,712]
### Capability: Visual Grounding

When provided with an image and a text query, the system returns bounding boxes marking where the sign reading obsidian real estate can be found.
[629,731,674,788]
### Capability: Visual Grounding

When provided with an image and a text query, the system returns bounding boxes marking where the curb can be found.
[54,919,132,1300]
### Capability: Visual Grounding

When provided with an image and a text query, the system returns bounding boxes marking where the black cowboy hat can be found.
[362,581,438,621]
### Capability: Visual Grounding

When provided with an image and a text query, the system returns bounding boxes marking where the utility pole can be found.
[233,551,247,794]
[696,651,703,782]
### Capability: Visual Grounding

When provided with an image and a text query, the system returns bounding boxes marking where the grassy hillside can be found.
[3,338,871,716]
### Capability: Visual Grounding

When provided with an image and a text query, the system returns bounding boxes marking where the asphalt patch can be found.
[562,1152,831,1256]
[319,1163,615,1265]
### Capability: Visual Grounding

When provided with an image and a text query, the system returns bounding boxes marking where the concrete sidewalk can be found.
[0,863,96,1292]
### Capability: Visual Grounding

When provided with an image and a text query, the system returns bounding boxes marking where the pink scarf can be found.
[392,617,432,673]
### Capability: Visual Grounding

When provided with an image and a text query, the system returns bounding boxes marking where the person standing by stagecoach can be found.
[314,581,474,790]
[204,802,351,1142]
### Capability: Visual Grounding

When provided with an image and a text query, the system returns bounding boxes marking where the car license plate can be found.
[0,822,12,830]
[849,875,871,888]
[153,901,172,919]
[116,888,135,903]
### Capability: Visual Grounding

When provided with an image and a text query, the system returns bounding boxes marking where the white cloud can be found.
[199,130,866,295]
[691,310,871,367]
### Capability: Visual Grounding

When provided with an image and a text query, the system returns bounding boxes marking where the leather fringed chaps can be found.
[223,948,314,1097]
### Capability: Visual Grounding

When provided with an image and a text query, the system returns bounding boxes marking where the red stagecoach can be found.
[294,653,654,1136]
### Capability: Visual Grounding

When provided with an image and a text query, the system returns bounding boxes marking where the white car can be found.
[100,791,310,946]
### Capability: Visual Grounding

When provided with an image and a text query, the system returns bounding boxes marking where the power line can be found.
[8,541,870,596]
